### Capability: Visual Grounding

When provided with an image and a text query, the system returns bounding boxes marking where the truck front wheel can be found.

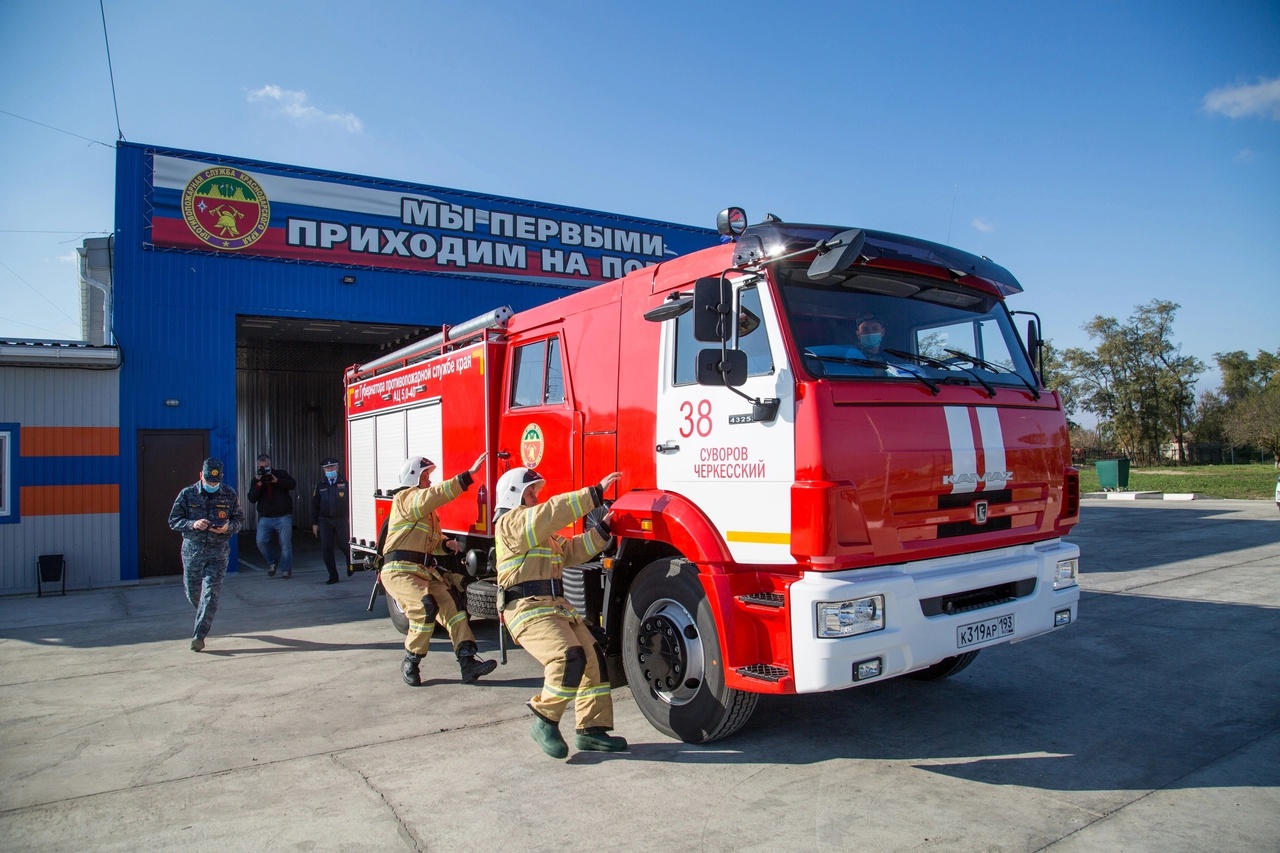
[621,558,758,743]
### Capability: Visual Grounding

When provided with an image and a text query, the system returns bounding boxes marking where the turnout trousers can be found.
[381,567,476,656]
[505,597,613,730]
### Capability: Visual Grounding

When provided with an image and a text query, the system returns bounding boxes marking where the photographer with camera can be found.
[246,453,297,579]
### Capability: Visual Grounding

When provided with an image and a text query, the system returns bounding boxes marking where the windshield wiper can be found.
[943,348,1041,400]
[804,350,940,395]
[885,348,995,398]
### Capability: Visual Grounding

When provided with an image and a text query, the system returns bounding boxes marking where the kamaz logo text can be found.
[943,470,1013,485]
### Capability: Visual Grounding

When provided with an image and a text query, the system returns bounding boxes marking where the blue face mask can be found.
[326,471,337,483]
[861,333,883,349]
[202,482,219,494]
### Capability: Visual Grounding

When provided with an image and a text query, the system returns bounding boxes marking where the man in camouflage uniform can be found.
[494,467,626,759]
[382,452,497,686]
[168,457,244,652]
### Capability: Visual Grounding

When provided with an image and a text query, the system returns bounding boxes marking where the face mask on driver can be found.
[326,470,337,483]
[201,482,219,494]
[860,332,883,348]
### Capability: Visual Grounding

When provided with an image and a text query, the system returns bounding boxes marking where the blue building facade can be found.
[105,141,717,583]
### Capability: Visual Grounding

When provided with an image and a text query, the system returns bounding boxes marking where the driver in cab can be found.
[850,313,888,359]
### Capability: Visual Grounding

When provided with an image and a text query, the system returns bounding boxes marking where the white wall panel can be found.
[0,365,121,594]
[406,399,444,476]
[348,416,377,546]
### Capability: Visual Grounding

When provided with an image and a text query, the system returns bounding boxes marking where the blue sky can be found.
[1,1,1276,396]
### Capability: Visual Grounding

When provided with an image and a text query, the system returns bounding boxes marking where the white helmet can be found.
[398,456,436,487]
[493,467,544,517]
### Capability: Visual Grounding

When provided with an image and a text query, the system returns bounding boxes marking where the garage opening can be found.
[235,315,435,534]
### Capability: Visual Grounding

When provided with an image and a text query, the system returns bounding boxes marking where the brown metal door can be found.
[138,430,207,578]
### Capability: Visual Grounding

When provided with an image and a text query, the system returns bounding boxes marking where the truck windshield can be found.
[772,263,1038,392]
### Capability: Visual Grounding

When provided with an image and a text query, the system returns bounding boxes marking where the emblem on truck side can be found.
[520,423,545,468]
[974,500,989,524]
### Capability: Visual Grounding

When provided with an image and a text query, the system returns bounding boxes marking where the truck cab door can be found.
[654,278,795,565]
[496,332,576,496]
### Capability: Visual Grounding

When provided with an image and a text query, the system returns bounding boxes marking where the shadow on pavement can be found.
[1078,504,1280,573]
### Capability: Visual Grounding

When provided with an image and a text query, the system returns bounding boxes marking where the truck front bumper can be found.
[788,539,1080,693]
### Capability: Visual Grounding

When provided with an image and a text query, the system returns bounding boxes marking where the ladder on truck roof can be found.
[347,306,513,381]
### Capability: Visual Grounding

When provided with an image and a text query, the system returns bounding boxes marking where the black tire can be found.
[906,650,980,681]
[386,590,409,635]
[622,557,758,744]
[466,579,498,620]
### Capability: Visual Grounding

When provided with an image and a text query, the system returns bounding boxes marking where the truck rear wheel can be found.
[465,579,498,620]
[622,557,758,743]
[906,650,980,681]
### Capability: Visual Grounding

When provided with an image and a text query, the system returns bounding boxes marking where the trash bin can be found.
[37,554,67,597]
[1096,458,1130,491]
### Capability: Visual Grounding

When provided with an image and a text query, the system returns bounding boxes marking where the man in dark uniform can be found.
[247,453,297,578]
[311,457,350,584]
[168,457,244,651]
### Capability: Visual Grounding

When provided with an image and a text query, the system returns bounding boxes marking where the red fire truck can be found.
[344,208,1081,743]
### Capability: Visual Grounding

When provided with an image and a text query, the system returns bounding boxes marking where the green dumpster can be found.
[1096,458,1130,491]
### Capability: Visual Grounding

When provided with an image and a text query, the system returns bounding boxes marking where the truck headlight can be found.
[1053,558,1079,590]
[817,595,885,638]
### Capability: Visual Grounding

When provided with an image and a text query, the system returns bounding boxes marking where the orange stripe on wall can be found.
[20,485,120,515]
[21,426,119,457]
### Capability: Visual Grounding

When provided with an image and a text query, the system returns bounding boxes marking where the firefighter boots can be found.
[401,652,424,687]
[575,727,628,753]
[530,713,569,759]
[456,640,497,684]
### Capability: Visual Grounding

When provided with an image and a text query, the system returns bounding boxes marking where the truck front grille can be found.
[936,489,1014,538]
[919,578,1036,617]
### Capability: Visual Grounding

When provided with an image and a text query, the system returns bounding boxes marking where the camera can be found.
[257,466,272,479]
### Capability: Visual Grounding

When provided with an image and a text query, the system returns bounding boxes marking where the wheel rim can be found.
[634,597,704,706]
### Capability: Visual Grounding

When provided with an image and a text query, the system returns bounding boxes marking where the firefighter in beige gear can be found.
[495,466,626,758]
[384,452,497,687]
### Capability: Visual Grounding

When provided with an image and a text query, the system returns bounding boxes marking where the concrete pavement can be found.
[1,502,1278,852]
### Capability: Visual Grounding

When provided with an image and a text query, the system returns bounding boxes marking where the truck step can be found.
[738,592,785,608]
[736,663,789,682]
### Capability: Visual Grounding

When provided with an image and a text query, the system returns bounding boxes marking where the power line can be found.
[0,110,114,149]
[0,314,73,339]
[0,258,80,327]
[99,0,125,141]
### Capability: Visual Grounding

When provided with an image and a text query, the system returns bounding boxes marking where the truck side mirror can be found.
[696,348,747,387]
[1025,318,1043,379]
[807,228,865,282]
[693,276,730,342]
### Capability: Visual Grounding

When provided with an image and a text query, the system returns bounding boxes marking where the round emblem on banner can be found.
[181,168,270,250]
[520,423,545,468]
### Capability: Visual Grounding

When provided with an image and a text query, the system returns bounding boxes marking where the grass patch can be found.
[1077,463,1279,500]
